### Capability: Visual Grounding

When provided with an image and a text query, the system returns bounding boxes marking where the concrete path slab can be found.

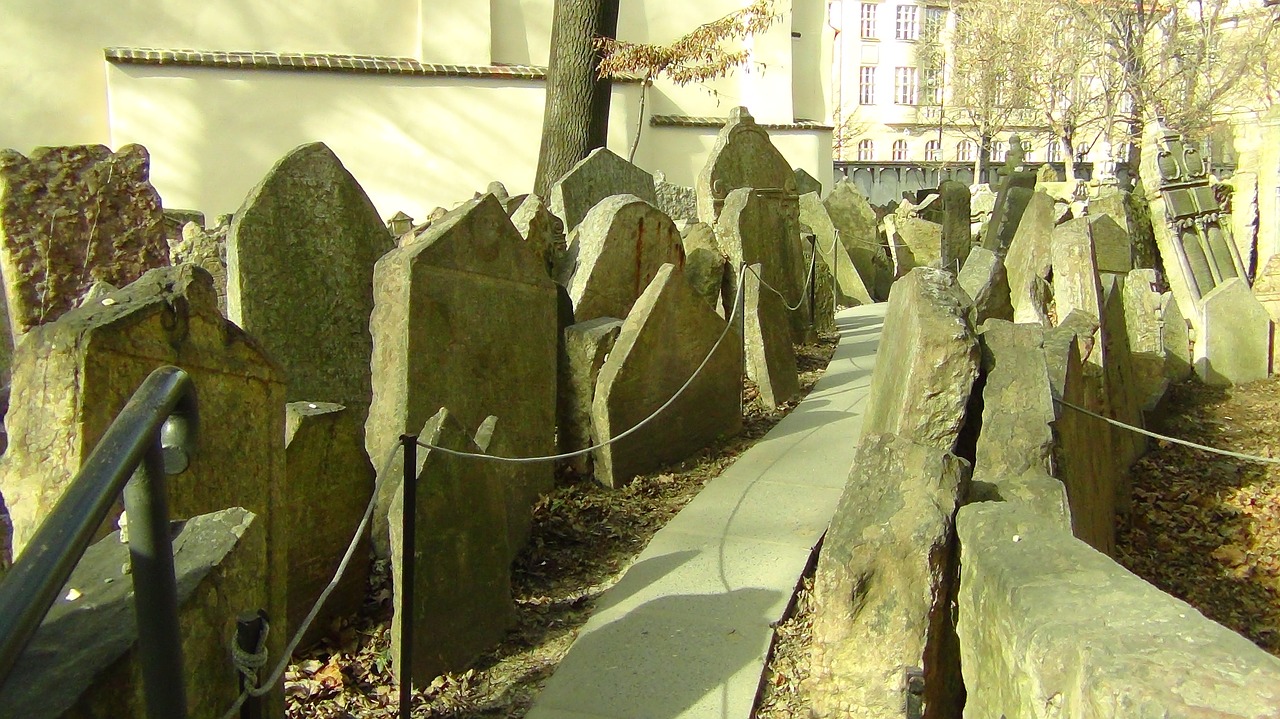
[526,304,885,719]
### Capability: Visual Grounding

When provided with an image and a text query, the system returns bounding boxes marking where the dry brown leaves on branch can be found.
[285,334,839,718]
[1116,378,1280,656]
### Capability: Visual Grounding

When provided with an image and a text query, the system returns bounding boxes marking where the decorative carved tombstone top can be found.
[696,107,797,223]
[1147,122,1222,230]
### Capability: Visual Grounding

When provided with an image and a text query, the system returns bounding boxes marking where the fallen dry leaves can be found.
[283,335,839,718]
[1115,377,1280,656]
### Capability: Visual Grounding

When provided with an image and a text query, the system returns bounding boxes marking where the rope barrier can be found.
[1053,397,1280,465]
[218,441,405,719]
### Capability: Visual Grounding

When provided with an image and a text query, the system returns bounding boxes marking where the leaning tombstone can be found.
[550,148,658,232]
[1195,278,1270,386]
[743,263,800,408]
[1089,214,1133,275]
[681,222,729,312]
[1003,190,1057,325]
[390,408,514,685]
[981,166,1038,255]
[958,247,1014,325]
[800,192,872,306]
[794,167,823,197]
[716,187,810,342]
[824,179,892,300]
[511,193,566,279]
[592,264,742,487]
[227,142,394,418]
[1050,217,1104,322]
[937,180,972,269]
[653,171,699,224]
[558,317,624,474]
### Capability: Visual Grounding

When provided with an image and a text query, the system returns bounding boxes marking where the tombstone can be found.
[1004,191,1057,325]
[389,408,514,684]
[861,267,980,452]
[228,142,394,413]
[0,264,287,713]
[592,264,742,487]
[169,220,229,314]
[696,106,797,224]
[1123,269,1186,408]
[163,208,205,241]
[974,320,1056,480]
[511,193,567,279]
[744,264,800,409]
[981,170,1038,255]
[1088,214,1133,275]
[285,402,375,645]
[958,247,1014,325]
[799,192,872,306]
[563,195,685,323]
[653,171,699,224]
[794,167,823,197]
[715,187,810,343]
[1050,217,1104,323]
[1100,275,1147,478]
[558,317,624,474]
[367,195,557,554]
[1037,163,1062,183]
[681,222,729,312]
[550,148,658,232]
[1140,121,1248,334]
[937,180,972,268]
[1251,254,1280,368]
[808,239,839,336]
[1227,171,1260,275]
[387,210,415,237]
[1196,278,1270,386]
[825,179,892,300]
[0,144,168,340]
[889,212,945,273]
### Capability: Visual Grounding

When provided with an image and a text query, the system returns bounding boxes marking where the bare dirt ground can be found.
[284,334,838,719]
[1116,377,1280,656]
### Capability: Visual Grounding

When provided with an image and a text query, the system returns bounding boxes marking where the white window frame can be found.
[894,66,919,105]
[859,66,877,105]
[860,3,879,39]
[957,140,973,162]
[893,139,909,161]
[922,67,943,105]
[925,139,942,162]
[1047,139,1061,163]
[923,6,946,37]
[857,139,875,161]
[895,5,919,40]
[992,140,1008,163]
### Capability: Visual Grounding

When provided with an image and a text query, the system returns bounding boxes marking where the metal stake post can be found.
[234,612,268,719]
[399,434,418,719]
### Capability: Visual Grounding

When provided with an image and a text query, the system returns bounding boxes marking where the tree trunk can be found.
[587,0,620,151]
[534,0,606,196]
[1062,136,1077,181]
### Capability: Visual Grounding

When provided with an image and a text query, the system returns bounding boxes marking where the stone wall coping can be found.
[106,47,554,80]
[650,114,834,131]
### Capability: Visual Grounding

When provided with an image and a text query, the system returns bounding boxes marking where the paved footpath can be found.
[526,304,885,719]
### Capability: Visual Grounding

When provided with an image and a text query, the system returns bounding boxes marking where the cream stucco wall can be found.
[634,123,834,192]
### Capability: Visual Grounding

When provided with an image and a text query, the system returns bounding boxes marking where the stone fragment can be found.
[696,107,796,223]
[982,173,1037,255]
[800,192,871,305]
[1089,214,1133,274]
[390,408,514,685]
[1050,216,1104,322]
[367,195,557,555]
[592,264,742,487]
[975,320,1055,479]
[563,195,685,323]
[558,317,623,474]
[957,247,1014,325]
[0,508,270,719]
[163,208,205,242]
[968,470,1071,531]
[1003,190,1057,325]
[1196,278,1270,386]
[680,222,728,312]
[715,187,809,342]
[550,148,657,232]
[793,167,822,196]
[861,267,979,451]
[169,220,229,314]
[76,280,117,308]
[958,501,1280,719]
[809,433,970,719]
[510,193,566,279]
[824,179,892,300]
[653,172,698,224]
[744,264,800,408]
[890,215,945,272]
[285,402,375,645]
[0,144,169,338]
[228,142,394,410]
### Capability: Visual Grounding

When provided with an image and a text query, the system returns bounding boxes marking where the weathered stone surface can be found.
[696,107,795,223]
[744,264,799,409]
[982,174,1037,254]
[1051,217,1104,322]
[1089,214,1133,274]
[285,402,375,645]
[0,490,9,576]
[1004,190,1057,325]
[0,508,268,719]
[551,148,657,232]
[891,215,945,272]
[558,317,623,474]
[163,208,205,242]
[1252,253,1280,369]
[1100,274,1146,475]
[958,247,1014,325]
[367,195,556,555]
[969,183,997,243]
[1228,171,1260,271]
[564,194,685,323]
[510,193,566,279]
[958,501,1280,719]
[809,433,970,719]
[0,265,288,713]
[715,187,809,342]
[228,142,394,409]
[680,222,727,312]
[800,192,871,305]
[1123,269,1190,408]
[793,167,822,197]
[592,264,742,487]
[806,235,839,336]
[975,321,1055,479]
[861,267,980,451]
[390,408,514,685]
[968,470,1071,531]
[1196,278,1271,386]
[654,172,698,224]
[824,179,892,300]
[1036,163,1062,183]
[169,220,229,314]
[938,180,972,270]
[0,144,168,337]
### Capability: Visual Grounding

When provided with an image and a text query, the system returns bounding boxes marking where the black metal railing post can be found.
[234,611,268,719]
[398,433,418,719]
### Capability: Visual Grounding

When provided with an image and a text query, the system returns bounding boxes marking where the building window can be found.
[894,66,919,105]
[956,140,973,162]
[922,67,943,105]
[925,139,942,161]
[857,139,875,161]
[992,140,1007,163]
[893,139,909,161]
[1047,139,1061,163]
[895,5,919,40]
[923,6,946,38]
[859,66,877,105]
[860,3,878,39]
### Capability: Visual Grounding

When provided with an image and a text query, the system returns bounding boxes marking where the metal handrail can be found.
[0,365,198,719]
